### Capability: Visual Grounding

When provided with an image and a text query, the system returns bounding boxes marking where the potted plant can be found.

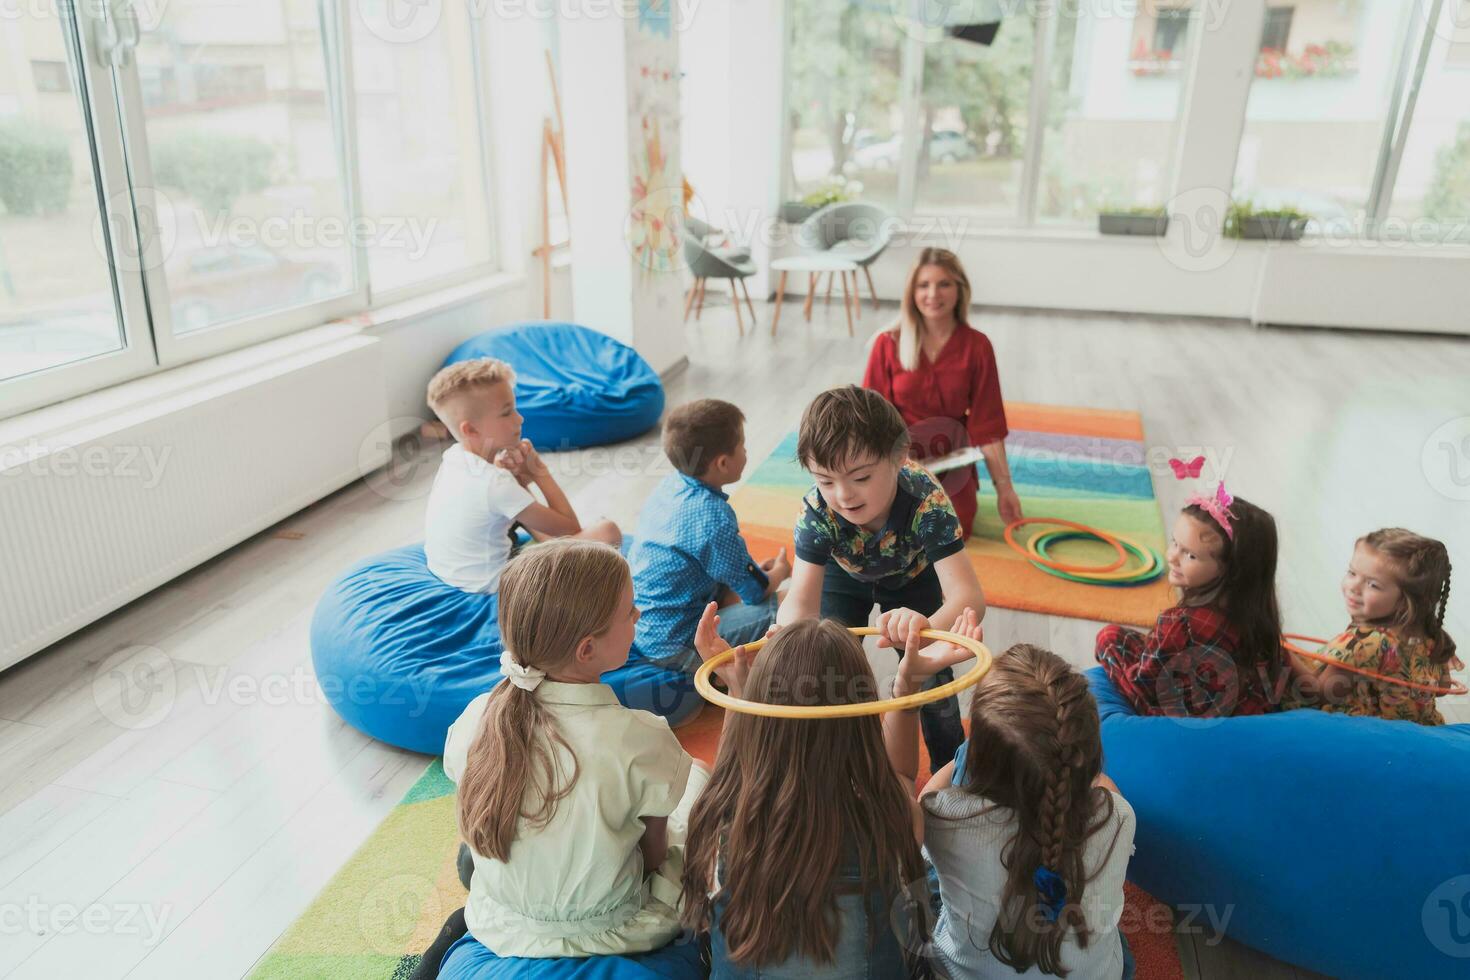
[780,175,861,223]
[1225,202,1311,241]
[1098,204,1168,237]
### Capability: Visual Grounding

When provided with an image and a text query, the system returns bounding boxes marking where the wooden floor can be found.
[1,290,1465,979]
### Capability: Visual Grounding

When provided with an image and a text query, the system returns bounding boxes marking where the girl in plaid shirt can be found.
[1096,485,1287,717]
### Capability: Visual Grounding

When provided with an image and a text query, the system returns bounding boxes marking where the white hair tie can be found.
[499,650,546,692]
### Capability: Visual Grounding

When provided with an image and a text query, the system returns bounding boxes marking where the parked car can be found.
[849,130,979,170]
[167,244,343,332]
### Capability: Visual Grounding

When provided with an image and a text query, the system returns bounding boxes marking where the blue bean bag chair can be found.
[438,931,705,979]
[312,544,702,756]
[443,322,664,451]
[1088,667,1470,979]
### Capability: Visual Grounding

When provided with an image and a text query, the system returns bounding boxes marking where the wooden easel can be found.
[533,50,570,318]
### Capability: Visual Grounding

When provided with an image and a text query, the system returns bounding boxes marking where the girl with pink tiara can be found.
[1095,483,1286,717]
[1287,528,1458,725]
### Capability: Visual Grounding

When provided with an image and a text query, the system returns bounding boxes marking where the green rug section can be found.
[249,761,462,980]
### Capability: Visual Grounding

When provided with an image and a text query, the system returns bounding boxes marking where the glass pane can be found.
[1381,0,1470,243]
[913,12,1038,220]
[1232,0,1416,234]
[786,0,902,212]
[0,8,126,383]
[132,0,354,335]
[350,1,494,292]
[1037,1,1194,222]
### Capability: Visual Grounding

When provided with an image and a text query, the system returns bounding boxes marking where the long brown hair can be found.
[928,644,1121,977]
[1179,495,1283,668]
[680,620,928,969]
[1358,527,1457,664]
[889,247,972,372]
[456,541,630,861]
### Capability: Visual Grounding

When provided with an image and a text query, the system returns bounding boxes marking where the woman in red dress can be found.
[862,248,1022,538]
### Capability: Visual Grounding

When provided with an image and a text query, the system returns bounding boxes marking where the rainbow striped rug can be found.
[730,402,1171,627]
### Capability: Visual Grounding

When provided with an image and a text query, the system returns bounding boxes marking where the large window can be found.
[784,0,1193,225]
[1,0,496,419]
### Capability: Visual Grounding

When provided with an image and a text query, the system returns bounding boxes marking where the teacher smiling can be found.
[862,248,1022,538]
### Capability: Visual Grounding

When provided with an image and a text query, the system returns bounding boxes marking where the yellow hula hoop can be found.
[693,626,993,719]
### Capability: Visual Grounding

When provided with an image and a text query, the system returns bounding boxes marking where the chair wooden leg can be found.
[824,271,834,308]
[839,270,854,337]
[849,271,861,322]
[695,277,707,319]
[803,273,816,321]
[729,279,744,336]
[864,266,879,311]
[740,279,757,325]
[770,270,787,336]
[683,278,700,322]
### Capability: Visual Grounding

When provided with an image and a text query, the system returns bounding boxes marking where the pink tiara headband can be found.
[1186,482,1237,539]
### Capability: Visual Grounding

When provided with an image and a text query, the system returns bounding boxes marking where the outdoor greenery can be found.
[1423,121,1470,225]
[1224,201,1312,237]
[151,130,274,215]
[0,121,73,216]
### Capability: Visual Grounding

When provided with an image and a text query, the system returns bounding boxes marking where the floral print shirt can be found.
[793,460,965,591]
[1307,626,1455,726]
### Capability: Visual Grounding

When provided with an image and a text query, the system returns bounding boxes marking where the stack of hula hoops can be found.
[1004,518,1165,587]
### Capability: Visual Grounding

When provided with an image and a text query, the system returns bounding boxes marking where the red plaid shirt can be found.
[1096,605,1283,718]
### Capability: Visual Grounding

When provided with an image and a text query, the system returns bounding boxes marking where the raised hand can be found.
[894,606,983,695]
[693,601,758,699]
[875,606,930,651]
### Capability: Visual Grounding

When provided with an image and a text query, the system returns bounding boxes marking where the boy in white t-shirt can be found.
[424,358,620,594]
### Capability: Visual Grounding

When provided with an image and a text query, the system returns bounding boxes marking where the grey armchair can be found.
[796,202,896,311]
[683,234,757,335]
[684,214,752,264]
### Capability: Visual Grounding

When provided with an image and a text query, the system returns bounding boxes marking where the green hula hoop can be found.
[1031,530,1164,586]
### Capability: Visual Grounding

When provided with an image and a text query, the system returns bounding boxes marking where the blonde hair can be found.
[1358,528,1456,664]
[426,357,516,424]
[456,540,630,861]
[889,247,972,372]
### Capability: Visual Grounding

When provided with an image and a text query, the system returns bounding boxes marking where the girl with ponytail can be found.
[922,645,1136,979]
[1289,528,1459,725]
[437,540,707,970]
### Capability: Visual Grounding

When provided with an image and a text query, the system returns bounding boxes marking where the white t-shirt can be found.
[424,443,535,594]
[923,787,1136,980]
[443,682,698,957]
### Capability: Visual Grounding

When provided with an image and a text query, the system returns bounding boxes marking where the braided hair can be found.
[927,644,1124,976]
[1359,529,1457,664]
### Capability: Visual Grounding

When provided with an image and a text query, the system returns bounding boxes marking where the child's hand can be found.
[894,607,983,694]
[875,607,931,651]
[761,547,791,585]
[694,601,758,699]
[516,439,548,482]
[493,445,525,477]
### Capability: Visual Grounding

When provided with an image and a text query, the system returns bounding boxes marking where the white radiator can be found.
[0,333,388,671]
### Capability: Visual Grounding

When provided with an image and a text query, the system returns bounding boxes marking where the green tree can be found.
[0,120,73,216]
[1422,121,1470,227]
[151,130,274,215]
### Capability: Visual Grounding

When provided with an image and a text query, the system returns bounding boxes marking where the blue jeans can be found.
[715,594,779,648]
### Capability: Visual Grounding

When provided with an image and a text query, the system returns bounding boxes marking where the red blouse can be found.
[862,325,1009,457]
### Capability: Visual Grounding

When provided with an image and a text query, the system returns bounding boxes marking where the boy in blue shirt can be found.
[778,385,986,766]
[630,400,790,671]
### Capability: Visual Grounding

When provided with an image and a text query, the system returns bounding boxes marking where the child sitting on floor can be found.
[432,541,707,976]
[423,358,619,594]
[683,602,979,978]
[629,399,789,671]
[922,641,1137,980]
[1095,483,1285,717]
[778,384,986,768]
[1287,528,1458,725]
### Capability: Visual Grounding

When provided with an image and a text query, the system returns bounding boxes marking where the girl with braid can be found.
[1288,528,1459,725]
[922,645,1136,979]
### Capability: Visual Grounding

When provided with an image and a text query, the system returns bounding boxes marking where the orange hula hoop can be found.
[1004,518,1128,574]
[1281,633,1468,697]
